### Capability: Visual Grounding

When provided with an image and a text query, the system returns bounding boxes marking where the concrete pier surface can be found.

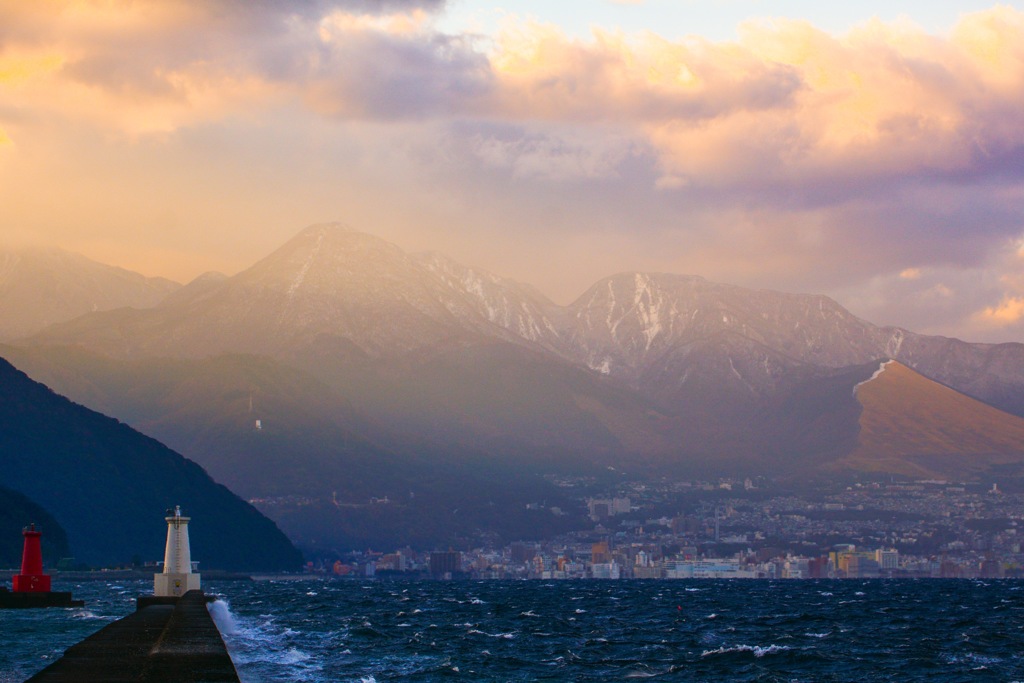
[26,590,239,682]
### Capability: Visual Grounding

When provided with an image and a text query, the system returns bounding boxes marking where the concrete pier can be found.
[26,590,239,682]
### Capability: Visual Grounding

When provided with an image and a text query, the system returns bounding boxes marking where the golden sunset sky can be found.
[1,0,1023,341]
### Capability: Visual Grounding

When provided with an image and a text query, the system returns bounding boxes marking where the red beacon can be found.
[1,522,83,608]
[13,523,51,593]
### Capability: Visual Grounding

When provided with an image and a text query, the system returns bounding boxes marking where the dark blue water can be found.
[4,579,1024,681]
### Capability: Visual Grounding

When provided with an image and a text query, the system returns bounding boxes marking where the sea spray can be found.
[209,598,238,636]
[208,592,322,681]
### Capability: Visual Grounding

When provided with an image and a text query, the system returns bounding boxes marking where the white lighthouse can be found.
[154,505,201,597]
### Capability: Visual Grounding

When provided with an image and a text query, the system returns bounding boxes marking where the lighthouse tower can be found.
[12,523,51,593]
[154,506,201,597]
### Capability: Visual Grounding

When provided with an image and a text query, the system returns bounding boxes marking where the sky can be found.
[1,0,1023,343]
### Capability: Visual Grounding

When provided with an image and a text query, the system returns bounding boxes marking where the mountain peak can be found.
[245,224,411,295]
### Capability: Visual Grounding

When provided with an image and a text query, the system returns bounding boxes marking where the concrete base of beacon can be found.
[0,586,84,609]
[26,590,239,682]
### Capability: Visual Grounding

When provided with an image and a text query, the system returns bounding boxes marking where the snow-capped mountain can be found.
[29,225,544,357]
[21,224,1024,415]
[558,272,890,396]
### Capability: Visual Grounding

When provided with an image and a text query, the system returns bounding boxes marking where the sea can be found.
[3,578,1024,682]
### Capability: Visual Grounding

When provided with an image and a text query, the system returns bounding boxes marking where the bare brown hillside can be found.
[840,361,1024,478]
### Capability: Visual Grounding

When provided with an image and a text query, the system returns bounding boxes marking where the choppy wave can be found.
[701,644,793,658]
[7,579,1024,682]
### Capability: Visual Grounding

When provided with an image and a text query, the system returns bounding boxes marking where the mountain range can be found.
[4,223,1024,550]
[0,358,302,570]
[0,246,180,342]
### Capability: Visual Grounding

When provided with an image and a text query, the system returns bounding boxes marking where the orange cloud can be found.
[977,296,1024,325]
[4,1,1022,179]
[483,9,1024,188]
[0,52,64,85]
[0,1,296,136]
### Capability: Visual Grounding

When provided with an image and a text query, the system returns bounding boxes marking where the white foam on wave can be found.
[701,644,792,658]
[71,609,106,621]
[279,647,311,665]
[468,629,516,639]
[945,653,1002,666]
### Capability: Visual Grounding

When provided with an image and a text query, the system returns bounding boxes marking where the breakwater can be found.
[25,590,238,682]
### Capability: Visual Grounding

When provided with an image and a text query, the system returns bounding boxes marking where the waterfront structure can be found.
[665,559,758,579]
[429,550,462,578]
[26,590,238,682]
[591,562,621,579]
[13,523,50,593]
[0,524,83,608]
[154,505,201,597]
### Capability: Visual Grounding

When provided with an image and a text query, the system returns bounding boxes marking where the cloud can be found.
[302,10,493,119]
[978,296,1024,324]
[453,122,641,181]
[969,240,1024,334]
[1,2,1024,342]
[6,2,1023,169]
[0,1,457,135]
[488,21,806,125]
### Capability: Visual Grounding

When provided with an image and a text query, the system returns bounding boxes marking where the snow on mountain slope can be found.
[416,251,566,353]
[558,272,894,396]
